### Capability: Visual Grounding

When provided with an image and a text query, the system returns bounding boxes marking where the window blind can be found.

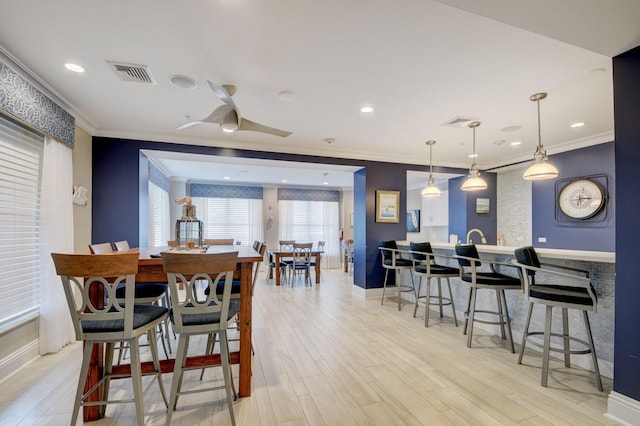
[192,197,263,246]
[0,114,44,330]
[149,181,170,247]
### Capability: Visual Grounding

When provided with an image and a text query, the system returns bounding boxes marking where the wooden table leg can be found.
[275,253,282,286]
[238,261,253,397]
[315,255,321,284]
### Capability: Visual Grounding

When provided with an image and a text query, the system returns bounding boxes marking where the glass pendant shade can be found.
[524,92,558,181]
[461,122,487,191]
[422,140,441,197]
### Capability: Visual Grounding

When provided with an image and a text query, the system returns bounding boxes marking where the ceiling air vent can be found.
[107,61,157,84]
[442,116,477,128]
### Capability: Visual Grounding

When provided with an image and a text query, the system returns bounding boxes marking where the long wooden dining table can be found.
[83,245,262,421]
[269,249,323,285]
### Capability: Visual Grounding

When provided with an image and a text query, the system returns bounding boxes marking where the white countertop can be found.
[396,241,615,263]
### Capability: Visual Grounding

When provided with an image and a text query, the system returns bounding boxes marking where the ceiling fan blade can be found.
[238,118,292,137]
[176,121,202,130]
[177,105,236,131]
[207,80,238,110]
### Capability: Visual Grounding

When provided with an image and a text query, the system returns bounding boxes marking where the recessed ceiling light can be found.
[360,106,374,113]
[224,176,231,180]
[501,125,521,132]
[494,139,506,146]
[169,75,197,89]
[468,153,478,158]
[571,122,585,128]
[64,62,85,73]
[282,179,287,183]
[323,182,328,185]
[510,141,522,146]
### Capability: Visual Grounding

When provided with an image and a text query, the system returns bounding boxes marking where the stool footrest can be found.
[523,331,593,355]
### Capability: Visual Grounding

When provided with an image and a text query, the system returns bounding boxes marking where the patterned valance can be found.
[149,162,169,192]
[0,61,75,148]
[278,188,340,202]
[190,183,263,199]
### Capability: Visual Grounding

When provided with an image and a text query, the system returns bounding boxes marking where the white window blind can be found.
[192,197,263,246]
[0,114,44,330]
[148,181,170,247]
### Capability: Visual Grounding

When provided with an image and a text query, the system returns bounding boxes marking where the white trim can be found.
[606,391,640,426]
[0,339,39,384]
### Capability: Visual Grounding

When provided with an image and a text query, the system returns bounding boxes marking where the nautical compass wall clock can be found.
[555,174,608,222]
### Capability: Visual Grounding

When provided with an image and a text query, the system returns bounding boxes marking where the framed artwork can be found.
[407,209,420,232]
[376,190,400,223]
[476,198,490,214]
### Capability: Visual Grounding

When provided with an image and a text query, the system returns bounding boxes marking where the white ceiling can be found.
[1,0,639,187]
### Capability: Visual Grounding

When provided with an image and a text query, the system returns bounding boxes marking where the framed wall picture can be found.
[376,190,400,223]
[476,198,490,214]
[407,209,420,232]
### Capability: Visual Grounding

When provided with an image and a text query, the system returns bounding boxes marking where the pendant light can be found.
[421,140,441,197]
[523,92,559,180]
[460,121,487,191]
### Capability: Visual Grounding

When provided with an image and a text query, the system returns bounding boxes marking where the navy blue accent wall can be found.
[353,168,367,287]
[532,142,615,251]
[613,46,640,401]
[92,137,466,280]
[448,173,497,244]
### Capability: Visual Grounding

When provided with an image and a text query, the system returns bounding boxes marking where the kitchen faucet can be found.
[466,228,487,244]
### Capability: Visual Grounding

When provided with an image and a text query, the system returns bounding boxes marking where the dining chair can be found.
[409,242,459,327]
[204,238,235,245]
[379,240,415,311]
[514,246,603,390]
[455,244,522,352]
[287,242,313,285]
[51,252,168,426]
[161,251,240,426]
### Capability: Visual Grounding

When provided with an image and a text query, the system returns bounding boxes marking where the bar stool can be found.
[455,244,521,352]
[379,240,415,311]
[514,246,603,390]
[409,242,459,327]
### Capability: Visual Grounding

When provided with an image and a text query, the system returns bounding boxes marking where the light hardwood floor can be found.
[0,268,616,425]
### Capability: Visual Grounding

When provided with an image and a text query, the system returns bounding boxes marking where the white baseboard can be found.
[606,391,640,426]
[0,339,39,384]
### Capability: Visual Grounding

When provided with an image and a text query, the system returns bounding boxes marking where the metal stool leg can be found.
[583,311,604,391]
[446,278,458,327]
[518,302,534,364]
[542,305,553,387]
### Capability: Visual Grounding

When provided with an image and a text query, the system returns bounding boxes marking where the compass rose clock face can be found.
[557,178,605,219]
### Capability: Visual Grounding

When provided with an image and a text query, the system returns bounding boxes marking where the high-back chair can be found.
[204,238,235,245]
[112,240,172,359]
[455,244,521,352]
[514,246,603,390]
[409,242,459,327]
[161,251,239,426]
[51,252,168,426]
[287,242,313,285]
[378,240,415,311]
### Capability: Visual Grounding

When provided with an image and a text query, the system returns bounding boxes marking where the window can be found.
[279,199,340,268]
[148,181,170,247]
[192,197,263,246]
[0,114,44,330]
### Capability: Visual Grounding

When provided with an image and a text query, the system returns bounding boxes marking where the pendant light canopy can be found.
[422,140,441,197]
[461,121,488,191]
[523,92,559,180]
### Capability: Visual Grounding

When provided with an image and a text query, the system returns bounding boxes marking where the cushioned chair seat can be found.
[81,304,168,333]
[461,272,520,286]
[415,264,459,275]
[383,258,413,267]
[170,300,239,326]
[529,284,596,306]
[203,279,241,296]
[115,282,168,299]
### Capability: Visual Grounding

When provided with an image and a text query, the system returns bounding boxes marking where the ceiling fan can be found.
[177,80,292,137]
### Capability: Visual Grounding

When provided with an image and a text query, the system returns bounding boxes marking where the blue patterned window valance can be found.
[190,183,263,199]
[149,162,169,192]
[278,188,340,202]
[0,61,75,148]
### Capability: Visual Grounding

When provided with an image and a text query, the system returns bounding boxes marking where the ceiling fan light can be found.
[523,160,559,180]
[221,122,238,133]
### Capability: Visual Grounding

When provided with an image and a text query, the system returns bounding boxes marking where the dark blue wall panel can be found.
[613,46,640,401]
[448,173,497,244]
[532,142,615,251]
